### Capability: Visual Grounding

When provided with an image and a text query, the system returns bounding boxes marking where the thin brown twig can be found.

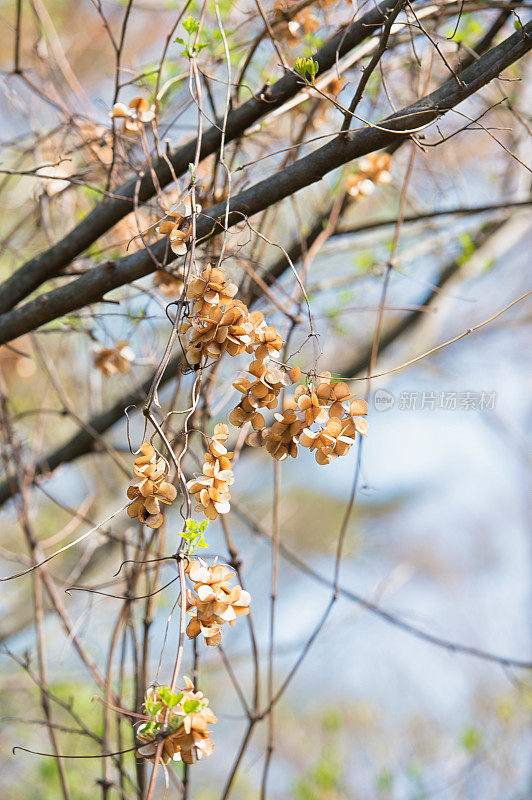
[341,0,407,133]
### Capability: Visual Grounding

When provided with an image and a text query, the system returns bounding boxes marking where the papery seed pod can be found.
[137,680,217,764]
[185,557,251,647]
[187,425,235,520]
[126,443,177,528]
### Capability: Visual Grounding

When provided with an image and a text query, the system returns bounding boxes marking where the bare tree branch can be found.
[0,20,529,348]
[0,0,402,315]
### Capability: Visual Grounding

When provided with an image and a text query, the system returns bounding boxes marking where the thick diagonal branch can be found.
[0,20,529,348]
[0,0,401,314]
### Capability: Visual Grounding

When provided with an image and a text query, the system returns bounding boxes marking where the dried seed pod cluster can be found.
[346,152,392,198]
[247,405,302,461]
[137,679,217,764]
[110,96,155,133]
[93,341,135,376]
[230,361,299,430]
[155,197,201,256]
[211,277,369,464]
[127,443,177,528]
[247,372,368,464]
[187,424,234,520]
[181,264,284,369]
[185,558,251,647]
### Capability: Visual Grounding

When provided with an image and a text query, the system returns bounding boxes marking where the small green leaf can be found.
[139,720,160,738]
[182,698,205,714]
[183,16,200,34]
[457,231,476,265]
[158,687,184,708]
[145,699,163,717]
[183,518,209,555]
[376,768,394,793]
[459,725,483,754]
[306,58,319,82]
[294,57,319,85]
[514,19,522,29]
[294,57,307,78]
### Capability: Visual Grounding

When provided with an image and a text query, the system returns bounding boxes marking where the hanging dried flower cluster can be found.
[110,97,155,133]
[180,264,283,369]
[346,152,392,198]
[93,341,135,376]
[187,423,234,520]
[137,679,217,764]
[229,361,300,430]
[179,270,371,466]
[154,197,201,256]
[185,558,251,647]
[272,2,320,45]
[127,443,177,528]
[247,372,368,464]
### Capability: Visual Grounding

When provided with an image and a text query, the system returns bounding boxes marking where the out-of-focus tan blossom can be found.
[137,678,217,764]
[185,558,251,647]
[0,338,36,381]
[326,76,345,98]
[110,96,155,133]
[33,161,73,198]
[273,2,320,45]
[305,74,347,131]
[187,424,234,520]
[153,269,184,297]
[78,121,114,167]
[346,152,392,198]
[126,443,177,528]
[93,341,135,376]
